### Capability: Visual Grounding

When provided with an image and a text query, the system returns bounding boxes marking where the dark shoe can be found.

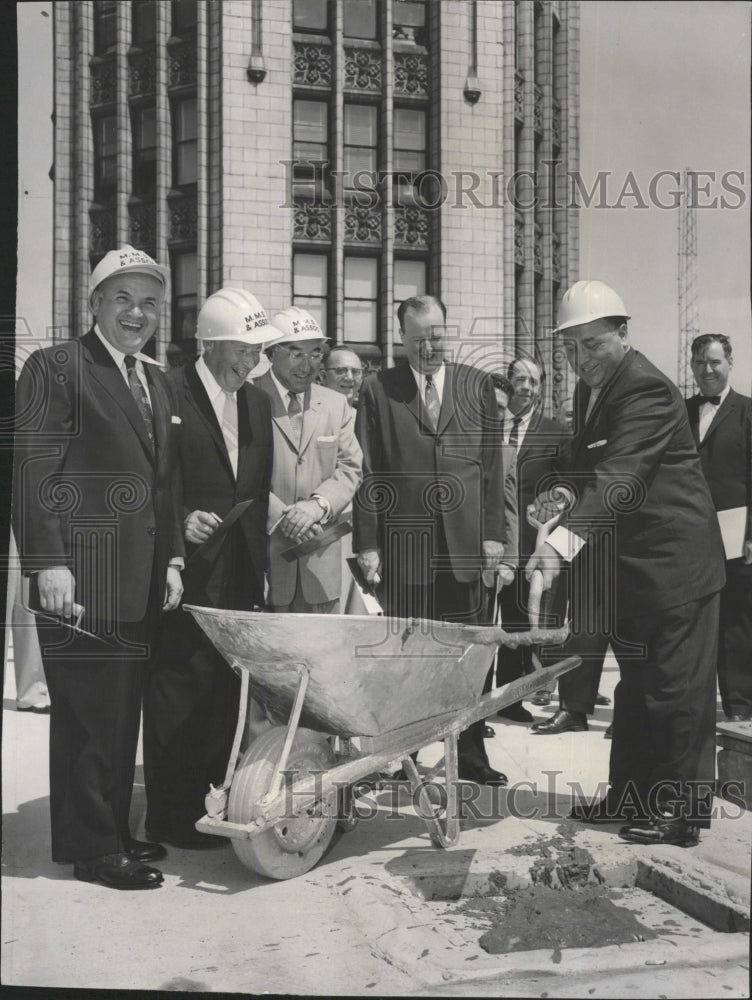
[595,693,611,706]
[16,703,51,714]
[530,690,552,706]
[458,763,508,787]
[146,826,228,850]
[570,792,647,824]
[123,836,167,863]
[618,815,700,848]
[531,709,588,735]
[483,725,495,738]
[496,703,534,723]
[73,852,163,889]
[725,712,752,722]
[604,722,614,739]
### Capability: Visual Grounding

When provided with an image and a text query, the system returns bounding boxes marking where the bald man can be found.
[323,347,363,408]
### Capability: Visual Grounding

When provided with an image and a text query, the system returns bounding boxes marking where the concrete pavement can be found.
[2,652,750,996]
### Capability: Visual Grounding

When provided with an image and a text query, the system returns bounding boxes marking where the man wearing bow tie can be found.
[686,334,752,721]
[527,281,725,847]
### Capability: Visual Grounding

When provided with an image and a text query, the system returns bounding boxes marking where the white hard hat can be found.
[267,307,328,347]
[556,280,630,332]
[89,245,170,308]
[196,287,283,345]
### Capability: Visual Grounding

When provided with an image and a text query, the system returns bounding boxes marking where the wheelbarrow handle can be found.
[463,623,569,649]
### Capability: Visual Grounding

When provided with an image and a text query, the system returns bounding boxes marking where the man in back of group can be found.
[322,346,363,409]
[685,334,752,721]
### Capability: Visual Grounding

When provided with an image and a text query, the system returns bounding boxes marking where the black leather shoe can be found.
[570,793,647,824]
[123,837,167,863]
[604,722,613,739]
[483,725,496,738]
[74,852,163,889]
[146,826,228,850]
[595,693,611,706]
[618,815,700,848]
[496,703,534,723]
[531,709,588,734]
[725,712,752,722]
[530,690,552,706]
[458,763,508,786]
[16,704,51,714]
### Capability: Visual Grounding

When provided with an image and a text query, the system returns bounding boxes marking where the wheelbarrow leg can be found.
[262,665,310,802]
[401,732,461,849]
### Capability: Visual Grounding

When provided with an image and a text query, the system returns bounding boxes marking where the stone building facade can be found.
[51,0,579,414]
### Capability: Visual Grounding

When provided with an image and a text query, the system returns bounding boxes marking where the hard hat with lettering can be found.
[89,245,170,308]
[266,306,328,347]
[196,287,282,345]
[556,280,630,332]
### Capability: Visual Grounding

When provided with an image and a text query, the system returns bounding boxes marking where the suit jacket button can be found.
[298,457,304,465]
[147,526,157,536]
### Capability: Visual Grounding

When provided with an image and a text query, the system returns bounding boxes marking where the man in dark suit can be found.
[12,246,185,888]
[527,281,725,847]
[686,334,752,721]
[353,295,507,785]
[494,357,571,724]
[143,288,275,849]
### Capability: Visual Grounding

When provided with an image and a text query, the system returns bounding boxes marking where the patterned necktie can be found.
[424,373,441,429]
[124,355,154,447]
[221,390,239,476]
[508,415,523,449]
[288,391,303,441]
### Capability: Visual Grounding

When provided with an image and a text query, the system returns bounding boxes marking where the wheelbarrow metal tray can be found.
[185,607,496,737]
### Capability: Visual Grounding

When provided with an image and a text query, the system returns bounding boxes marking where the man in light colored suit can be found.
[253,307,363,613]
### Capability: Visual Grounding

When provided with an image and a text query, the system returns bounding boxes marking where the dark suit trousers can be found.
[143,611,241,832]
[608,592,719,827]
[38,608,157,864]
[717,561,752,715]
[384,559,491,770]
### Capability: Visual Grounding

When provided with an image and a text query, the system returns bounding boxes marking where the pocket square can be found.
[171,415,182,424]
[587,439,607,449]
[317,435,336,442]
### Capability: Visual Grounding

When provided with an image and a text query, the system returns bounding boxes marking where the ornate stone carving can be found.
[168,190,197,243]
[168,37,197,89]
[394,205,429,249]
[534,221,544,274]
[344,203,381,245]
[90,55,116,107]
[394,51,428,98]
[89,206,115,256]
[514,70,524,123]
[552,98,561,150]
[129,201,157,252]
[534,83,544,135]
[344,46,381,92]
[293,200,332,243]
[293,41,333,88]
[514,212,524,268]
[551,232,561,284]
[128,49,156,98]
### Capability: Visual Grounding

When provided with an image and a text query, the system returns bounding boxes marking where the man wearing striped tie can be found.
[143,288,276,850]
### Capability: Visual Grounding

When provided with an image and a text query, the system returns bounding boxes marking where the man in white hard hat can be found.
[143,288,275,849]
[253,307,362,613]
[526,279,725,847]
[12,246,184,888]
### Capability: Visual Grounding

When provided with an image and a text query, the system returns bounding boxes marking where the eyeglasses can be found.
[274,345,324,364]
[326,367,362,378]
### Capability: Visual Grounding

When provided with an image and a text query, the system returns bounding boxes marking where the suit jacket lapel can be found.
[184,363,235,479]
[299,387,320,457]
[399,364,435,434]
[435,365,457,436]
[571,349,634,462]
[82,330,155,461]
[254,370,301,451]
[686,397,701,446]
[700,389,738,444]
[146,364,169,461]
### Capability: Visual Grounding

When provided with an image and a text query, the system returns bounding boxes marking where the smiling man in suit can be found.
[253,307,362,614]
[686,334,752,721]
[143,288,275,849]
[527,281,725,847]
[353,295,507,786]
[12,246,184,889]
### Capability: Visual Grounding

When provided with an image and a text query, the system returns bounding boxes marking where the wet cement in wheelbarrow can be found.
[457,827,656,956]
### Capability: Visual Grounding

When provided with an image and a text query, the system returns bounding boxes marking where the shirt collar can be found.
[93,324,162,370]
[509,402,536,429]
[269,367,304,406]
[410,362,445,397]
[196,354,235,403]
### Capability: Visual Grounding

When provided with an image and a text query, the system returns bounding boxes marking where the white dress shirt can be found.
[503,404,535,450]
[94,324,159,402]
[698,385,730,443]
[410,362,446,407]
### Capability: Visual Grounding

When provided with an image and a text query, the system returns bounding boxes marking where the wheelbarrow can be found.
[185,607,580,880]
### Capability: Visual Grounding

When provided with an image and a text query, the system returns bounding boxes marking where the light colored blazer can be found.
[252,371,363,606]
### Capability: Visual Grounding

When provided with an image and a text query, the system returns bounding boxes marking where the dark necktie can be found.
[701,395,722,406]
[124,355,154,446]
[508,415,523,449]
[424,373,441,429]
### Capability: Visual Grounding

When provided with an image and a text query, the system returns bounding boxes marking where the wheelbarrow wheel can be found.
[228,726,338,880]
